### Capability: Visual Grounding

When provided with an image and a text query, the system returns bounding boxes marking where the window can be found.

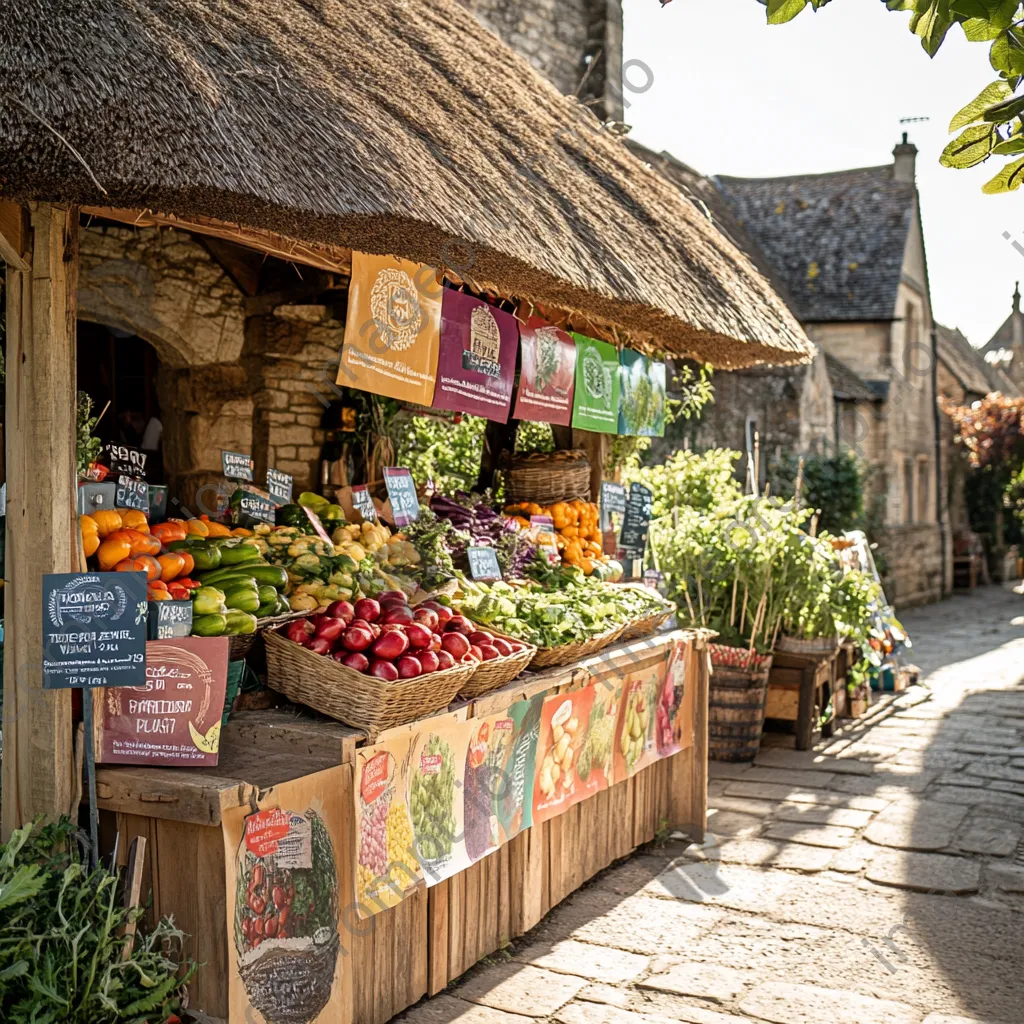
[904,457,915,524]
[917,455,931,523]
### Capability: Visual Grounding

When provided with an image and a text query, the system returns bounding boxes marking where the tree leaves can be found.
[911,0,955,56]
[990,27,1024,74]
[949,80,1011,129]
[949,0,1019,27]
[983,91,1024,120]
[982,153,1024,189]
[941,123,998,166]
[767,0,808,22]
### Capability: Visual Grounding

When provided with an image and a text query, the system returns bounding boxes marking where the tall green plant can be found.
[0,818,195,1023]
[624,448,743,517]
[768,450,866,535]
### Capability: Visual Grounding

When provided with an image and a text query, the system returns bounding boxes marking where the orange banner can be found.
[339,252,442,405]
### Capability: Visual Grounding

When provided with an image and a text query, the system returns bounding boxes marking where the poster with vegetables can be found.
[532,686,595,824]
[353,731,422,919]
[614,656,668,781]
[432,290,518,422]
[574,681,621,800]
[571,334,621,434]
[223,767,347,1024]
[663,636,695,755]
[462,713,514,863]
[339,251,442,406]
[617,349,667,437]
[495,693,545,840]
[94,637,228,766]
[512,317,577,425]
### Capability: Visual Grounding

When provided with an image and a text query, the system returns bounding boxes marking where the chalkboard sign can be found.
[467,546,502,581]
[42,572,148,690]
[147,600,193,640]
[384,467,419,527]
[238,492,276,525]
[116,475,149,513]
[105,443,147,479]
[352,485,378,523]
[302,505,333,545]
[221,450,254,482]
[266,468,293,505]
[599,481,626,532]
[619,482,653,563]
[93,637,229,766]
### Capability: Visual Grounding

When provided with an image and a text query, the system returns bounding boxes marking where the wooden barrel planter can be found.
[707,644,774,762]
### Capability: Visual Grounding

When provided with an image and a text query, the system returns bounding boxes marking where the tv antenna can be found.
[899,116,930,124]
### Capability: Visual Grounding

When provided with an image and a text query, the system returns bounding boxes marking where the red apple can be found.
[341,626,373,652]
[307,637,332,656]
[380,591,406,603]
[284,619,314,644]
[372,630,409,661]
[314,618,346,643]
[436,650,455,670]
[369,659,400,682]
[412,607,439,631]
[428,634,442,652]
[325,600,355,623]
[468,631,493,647]
[334,650,369,673]
[477,644,500,661]
[440,632,471,660]
[381,606,414,626]
[353,598,380,623]
[418,650,440,673]
[396,654,422,678]
[490,638,513,657]
[467,645,483,662]
[445,615,473,635]
[405,623,433,650]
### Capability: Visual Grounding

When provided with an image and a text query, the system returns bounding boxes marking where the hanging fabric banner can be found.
[339,252,442,406]
[432,290,518,422]
[571,334,621,434]
[618,349,667,437]
[512,316,577,426]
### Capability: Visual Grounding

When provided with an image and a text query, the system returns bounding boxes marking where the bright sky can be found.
[622,0,1021,348]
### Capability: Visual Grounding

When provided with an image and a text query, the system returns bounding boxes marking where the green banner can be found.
[571,334,621,433]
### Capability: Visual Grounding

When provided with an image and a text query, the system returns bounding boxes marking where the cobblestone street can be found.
[398,585,1024,1024]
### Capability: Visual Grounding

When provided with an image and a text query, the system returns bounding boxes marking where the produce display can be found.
[277,590,530,680]
[430,493,536,577]
[503,500,610,575]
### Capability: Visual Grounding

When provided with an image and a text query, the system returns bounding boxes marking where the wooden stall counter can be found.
[95,630,711,1024]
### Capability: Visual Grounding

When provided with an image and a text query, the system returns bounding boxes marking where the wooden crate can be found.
[764,648,839,750]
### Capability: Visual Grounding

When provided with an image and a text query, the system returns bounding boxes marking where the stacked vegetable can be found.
[430,493,536,577]
[503,500,610,575]
[280,591,528,681]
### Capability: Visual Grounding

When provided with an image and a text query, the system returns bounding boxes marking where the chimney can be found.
[893,132,918,182]
[1014,282,1023,349]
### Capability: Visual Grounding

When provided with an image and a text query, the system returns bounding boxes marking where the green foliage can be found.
[0,817,195,1023]
[623,448,743,517]
[76,392,103,477]
[755,0,1024,193]
[767,450,866,535]
[514,420,555,455]
[391,412,486,492]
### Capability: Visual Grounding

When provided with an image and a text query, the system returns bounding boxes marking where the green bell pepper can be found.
[192,586,228,616]
[224,609,258,635]
[275,593,290,615]
[256,601,278,618]
[224,583,261,614]
[257,584,278,607]
[191,613,227,637]
[219,541,263,566]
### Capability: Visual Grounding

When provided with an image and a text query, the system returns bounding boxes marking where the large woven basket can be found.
[264,629,475,737]
[458,638,536,699]
[505,450,590,505]
[227,609,312,661]
[611,585,676,641]
[708,645,773,763]
[529,623,626,669]
[775,634,841,657]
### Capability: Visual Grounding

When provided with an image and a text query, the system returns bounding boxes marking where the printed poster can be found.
[339,252,442,405]
[532,685,595,824]
[223,766,348,1024]
[614,652,668,780]
[618,349,667,437]
[512,316,577,426]
[571,334,621,434]
[94,637,229,766]
[574,681,621,801]
[433,290,518,422]
[495,692,545,839]
[662,636,695,757]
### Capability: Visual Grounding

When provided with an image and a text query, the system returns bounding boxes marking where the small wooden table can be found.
[764,648,840,750]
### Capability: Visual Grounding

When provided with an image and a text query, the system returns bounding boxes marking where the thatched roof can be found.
[0,0,812,369]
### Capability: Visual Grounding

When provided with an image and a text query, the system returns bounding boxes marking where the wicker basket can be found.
[226,609,312,661]
[505,450,591,505]
[619,609,674,642]
[528,623,627,669]
[264,629,475,737]
[775,634,841,657]
[708,645,773,763]
[457,639,536,699]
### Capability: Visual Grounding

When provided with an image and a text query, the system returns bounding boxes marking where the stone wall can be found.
[876,522,944,609]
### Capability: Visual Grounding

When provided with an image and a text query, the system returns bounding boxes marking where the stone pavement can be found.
[396,585,1024,1024]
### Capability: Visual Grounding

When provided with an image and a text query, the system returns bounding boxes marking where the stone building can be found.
[981,283,1024,389]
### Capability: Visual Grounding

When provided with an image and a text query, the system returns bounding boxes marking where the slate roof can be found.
[937,323,1015,397]
[714,166,917,323]
[825,352,879,402]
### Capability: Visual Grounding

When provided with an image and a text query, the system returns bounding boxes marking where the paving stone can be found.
[645,1005,756,1024]
[931,785,1024,810]
[638,962,754,1003]
[830,774,932,797]
[922,1016,1005,1024]
[965,763,1024,784]
[754,749,871,775]
[762,822,856,848]
[457,963,587,1017]
[740,767,835,788]
[399,995,535,1024]
[936,773,985,787]
[828,841,876,873]
[554,1003,668,1024]
[576,984,632,1008]
[738,982,919,1024]
[988,779,1024,796]
[513,940,649,984]
[724,781,888,810]
[864,800,968,851]
[705,810,764,838]
[955,818,1021,857]
[707,795,781,818]
[835,744,900,762]
[683,837,833,872]
[865,849,981,894]
[708,761,753,780]
[986,862,1024,893]
[772,803,874,829]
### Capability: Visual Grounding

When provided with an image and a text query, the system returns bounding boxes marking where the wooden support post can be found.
[572,429,608,500]
[2,203,79,839]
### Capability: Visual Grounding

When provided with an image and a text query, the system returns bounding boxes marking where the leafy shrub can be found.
[391,412,486,493]
[0,818,195,1023]
[624,448,742,517]
[767,450,866,536]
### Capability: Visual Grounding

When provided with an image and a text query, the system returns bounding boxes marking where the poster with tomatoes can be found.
[660,637,694,758]
[223,766,349,1024]
[532,686,595,824]
[512,316,577,425]
[462,714,512,864]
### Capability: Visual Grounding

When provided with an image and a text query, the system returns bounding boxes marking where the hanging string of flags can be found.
[339,251,667,437]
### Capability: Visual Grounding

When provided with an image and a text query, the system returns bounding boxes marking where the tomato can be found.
[278,906,290,931]
[252,916,264,936]
[253,864,264,886]
[273,886,286,908]
[264,915,278,938]
[249,894,266,915]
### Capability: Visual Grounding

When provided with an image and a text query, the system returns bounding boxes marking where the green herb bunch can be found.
[76,392,103,477]
[0,817,196,1023]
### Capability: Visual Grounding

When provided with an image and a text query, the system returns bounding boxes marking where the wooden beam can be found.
[0,201,30,272]
[2,203,77,838]
[81,205,352,277]
[194,235,264,297]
